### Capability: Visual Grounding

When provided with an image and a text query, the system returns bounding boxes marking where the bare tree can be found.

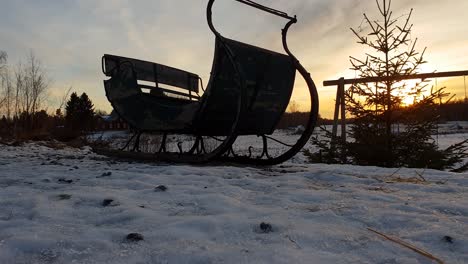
[0,50,53,137]
[57,86,73,115]
[0,51,13,118]
[14,62,24,118]
[0,51,6,109]
[25,51,49,116]
[1,69,14,119]
[13,51,50,124]
[0,51,6,71]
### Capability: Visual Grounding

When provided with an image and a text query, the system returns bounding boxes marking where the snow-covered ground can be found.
[1,141,467,263]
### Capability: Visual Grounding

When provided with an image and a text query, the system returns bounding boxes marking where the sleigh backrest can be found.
[102,54,200,99]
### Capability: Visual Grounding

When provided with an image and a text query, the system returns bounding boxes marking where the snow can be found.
[1,140,468,263]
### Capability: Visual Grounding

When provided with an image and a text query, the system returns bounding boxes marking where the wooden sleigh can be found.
[97,0,319,165]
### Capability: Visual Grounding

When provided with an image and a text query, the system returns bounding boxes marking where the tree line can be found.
[0,50,97,140]
[277,98,468,130]
[438,99,468,121]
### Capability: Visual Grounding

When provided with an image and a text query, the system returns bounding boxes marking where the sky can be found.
[1,0,467,118]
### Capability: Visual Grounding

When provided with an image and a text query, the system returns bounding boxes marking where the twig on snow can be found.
[367,228,444,264]
[414,169,427,182]
[285,235,301,249]
[388,167,403,178]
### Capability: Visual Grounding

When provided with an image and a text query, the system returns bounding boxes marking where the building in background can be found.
[96,110,129,131]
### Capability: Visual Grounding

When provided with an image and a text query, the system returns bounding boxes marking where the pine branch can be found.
[389,8,413,50]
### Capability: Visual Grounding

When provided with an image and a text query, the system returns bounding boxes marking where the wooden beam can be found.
[323,70,468,87]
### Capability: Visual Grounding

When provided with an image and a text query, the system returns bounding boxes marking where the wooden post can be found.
[332,80,342,141]
[332,78,345,158]
[339,77,346,142]
[464,75,467,101]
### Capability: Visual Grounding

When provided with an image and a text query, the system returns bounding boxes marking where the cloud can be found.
[1,0,467,117]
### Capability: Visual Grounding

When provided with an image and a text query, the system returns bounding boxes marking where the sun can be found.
[401,94,416,106]
[394,79,429,106]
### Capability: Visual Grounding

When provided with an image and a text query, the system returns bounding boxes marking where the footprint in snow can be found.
[255,222,273,233]
[57,194,72,200]
[102,199,119,207]
[125,233,144,242]
[97,172,112,178]
[57,178,73,184]
[155,185,168,192]
[443,236,454,244]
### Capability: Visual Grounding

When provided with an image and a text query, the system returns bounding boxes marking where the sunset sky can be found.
[1,0,467,118]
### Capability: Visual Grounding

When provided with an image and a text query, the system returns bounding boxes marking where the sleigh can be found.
[98,0,319,165]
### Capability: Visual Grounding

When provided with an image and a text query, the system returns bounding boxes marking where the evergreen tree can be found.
[78,93,95,131]
[65,92,80,130]
[65,92,95,132]
[310,0,467,170]
[346,0,432,167]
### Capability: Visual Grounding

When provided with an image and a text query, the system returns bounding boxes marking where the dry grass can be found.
[384,176,428,184]
[367,228,444,264]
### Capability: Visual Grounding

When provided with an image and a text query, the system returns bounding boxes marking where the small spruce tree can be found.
[310,0,467,170]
